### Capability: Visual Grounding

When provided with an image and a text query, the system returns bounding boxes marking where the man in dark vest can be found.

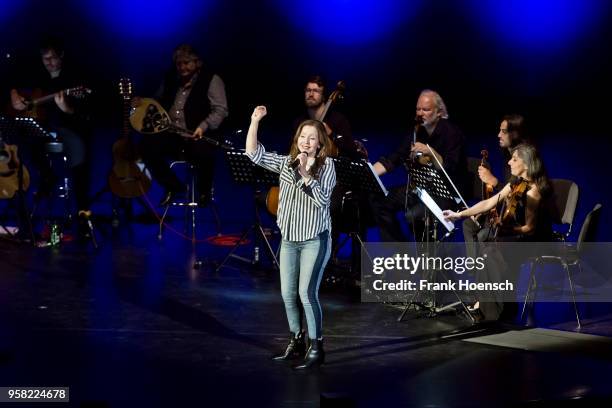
[138,44,228,206]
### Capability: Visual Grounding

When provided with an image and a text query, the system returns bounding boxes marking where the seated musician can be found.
[371,89,467,242]
[443,143,552,321]
[9,36,92,237]
[463,114,531,249]
[293,75,362,159]
[136,44,228,206]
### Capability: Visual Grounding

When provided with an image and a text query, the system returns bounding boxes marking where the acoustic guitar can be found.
[9,86,91,121]
[0,137,30,199]
[108,78,152,198]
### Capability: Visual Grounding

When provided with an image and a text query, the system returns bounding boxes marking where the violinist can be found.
[371,89,466,242]
[463,115,531,251]
[444,143,551,240]
[443,143,551,321]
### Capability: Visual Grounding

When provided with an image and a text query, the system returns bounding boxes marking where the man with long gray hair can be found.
[371,89,467,241]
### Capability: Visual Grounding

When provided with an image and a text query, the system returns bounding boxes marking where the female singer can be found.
[246,106,336,369]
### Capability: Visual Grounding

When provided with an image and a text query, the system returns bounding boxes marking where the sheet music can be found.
[425,143,464,205]
[367,162,389,196]
[415,186,455,232]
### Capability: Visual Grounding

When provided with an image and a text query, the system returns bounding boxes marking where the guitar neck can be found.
[30,92,59,107]
[122,100,132,138]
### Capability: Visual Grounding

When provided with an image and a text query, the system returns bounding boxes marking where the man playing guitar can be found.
[9,36,93,238]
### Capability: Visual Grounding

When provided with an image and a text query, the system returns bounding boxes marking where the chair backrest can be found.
[548,179,579,236]
[577,203,602,252]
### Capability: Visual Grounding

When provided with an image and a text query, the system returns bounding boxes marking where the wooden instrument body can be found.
[108,79,151,198]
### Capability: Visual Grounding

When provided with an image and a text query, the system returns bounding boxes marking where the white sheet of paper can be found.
[415,186,455,232]
[367,162,389,196]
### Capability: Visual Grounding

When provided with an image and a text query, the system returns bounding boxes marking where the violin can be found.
[478,149,498,226]
[480,149,494,199]
[493,178,530,239]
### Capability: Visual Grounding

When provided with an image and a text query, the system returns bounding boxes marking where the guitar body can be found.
[129,98,171,134]
[108,78,151,199]
[108,139,151,198]
[6,88,45,121]
[0,144,30,199]
[265,186,280,216]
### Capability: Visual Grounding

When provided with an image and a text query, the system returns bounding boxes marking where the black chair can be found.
[521,203,602,329]
[158,160,221,242]
[548,179,579,241]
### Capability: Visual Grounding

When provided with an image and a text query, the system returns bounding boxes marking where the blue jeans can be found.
[279,231,331,340]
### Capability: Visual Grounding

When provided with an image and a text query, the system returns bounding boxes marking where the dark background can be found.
[1,0,610,239]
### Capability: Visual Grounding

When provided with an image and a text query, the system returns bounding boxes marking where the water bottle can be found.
[50,223,60,246]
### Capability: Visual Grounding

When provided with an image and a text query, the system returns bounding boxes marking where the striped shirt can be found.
[246,143,336,242]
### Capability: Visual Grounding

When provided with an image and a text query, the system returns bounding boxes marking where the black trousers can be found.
[371,184,451,242]
[465,222,524,321]
[330,187,373,274]
[139,132,215,198]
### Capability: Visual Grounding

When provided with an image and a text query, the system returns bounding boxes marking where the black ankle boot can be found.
[293,338,325,370]
[271,331,305,361]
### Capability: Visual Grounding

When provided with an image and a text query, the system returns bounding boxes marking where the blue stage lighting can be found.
[469,0,605,53]
[275,0,421,45]
[0,0,27,22]
[76,0,214,39]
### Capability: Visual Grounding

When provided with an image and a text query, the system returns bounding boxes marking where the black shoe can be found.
[293,338,324,370]
[271,331,306,361]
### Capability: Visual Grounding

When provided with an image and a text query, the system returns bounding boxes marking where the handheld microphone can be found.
[291,151,308,169]
[413,116,423,145]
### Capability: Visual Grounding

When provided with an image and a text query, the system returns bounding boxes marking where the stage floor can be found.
[1,222,612,407]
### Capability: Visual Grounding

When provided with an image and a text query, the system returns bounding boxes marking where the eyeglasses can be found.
[304,88,323,94]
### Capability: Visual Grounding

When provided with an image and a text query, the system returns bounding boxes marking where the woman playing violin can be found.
[444,143,550,241]
[443,143,551,321]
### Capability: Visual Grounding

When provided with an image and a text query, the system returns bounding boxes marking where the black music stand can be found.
[216,149,280,272]
[397,158,475,323]
[332,157,388,274]
[0,116,36,244]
